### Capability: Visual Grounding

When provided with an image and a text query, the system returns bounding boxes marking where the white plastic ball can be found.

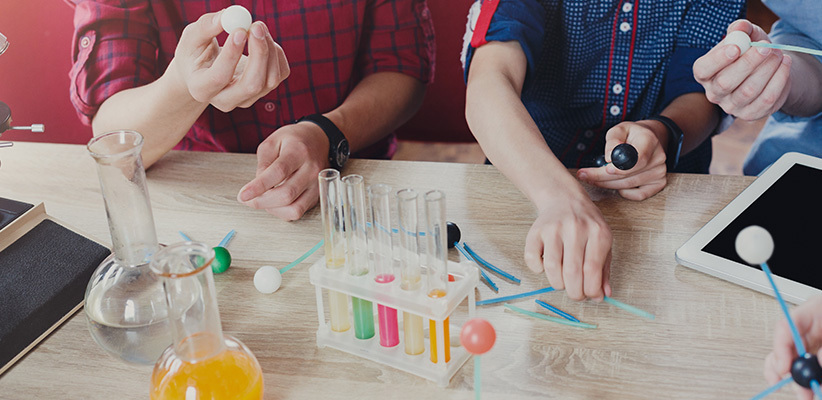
[254,265,282,294]
[735,225,774,265]
[724,30,751,55]
[221,5,252,34]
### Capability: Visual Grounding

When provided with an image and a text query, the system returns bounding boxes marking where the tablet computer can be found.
[675,152,822,304]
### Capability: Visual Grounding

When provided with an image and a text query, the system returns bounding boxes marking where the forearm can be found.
[652,92,721,155]
[466,65,583,211]
[782,52,822,117]
[324,72,425,152]
[91,59,208,167]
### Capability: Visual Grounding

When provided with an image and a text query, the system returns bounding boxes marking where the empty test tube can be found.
[397,189,424,355]
[370,184,399,348]
[343,175,375,340]
[425,190,450,363]
[319,169,350,333]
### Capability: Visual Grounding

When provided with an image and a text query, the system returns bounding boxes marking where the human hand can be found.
[764,296,822,399]
[170,11,289,112]
[237,121,330,221]
[693,19,792,121]
[577,120,667,201]
[523,187,613,301]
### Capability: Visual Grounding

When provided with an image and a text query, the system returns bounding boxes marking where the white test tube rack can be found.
[308,258,478,387]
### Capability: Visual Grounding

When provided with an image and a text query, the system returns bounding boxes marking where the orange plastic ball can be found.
[460,318,496,355]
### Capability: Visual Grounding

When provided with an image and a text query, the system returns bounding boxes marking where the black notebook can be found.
[0,201,110,375]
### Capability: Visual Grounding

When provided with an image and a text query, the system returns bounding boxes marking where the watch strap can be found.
[296,113,349,170]
[647,115,683,172]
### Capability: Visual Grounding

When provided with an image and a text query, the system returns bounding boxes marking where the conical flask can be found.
[149,242,264,399]
[84,130,171,364]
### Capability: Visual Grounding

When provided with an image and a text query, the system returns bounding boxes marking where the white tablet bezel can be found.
[675,152,822,304]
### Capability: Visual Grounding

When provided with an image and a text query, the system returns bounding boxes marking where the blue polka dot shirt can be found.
[464,0,745,171]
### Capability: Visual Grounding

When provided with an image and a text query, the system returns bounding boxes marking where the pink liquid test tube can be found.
[370,184,399,347]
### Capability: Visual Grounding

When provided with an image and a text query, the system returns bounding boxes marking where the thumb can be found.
[604,124,629,162]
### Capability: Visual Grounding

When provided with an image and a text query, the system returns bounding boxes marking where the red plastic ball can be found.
[460,318,496,355]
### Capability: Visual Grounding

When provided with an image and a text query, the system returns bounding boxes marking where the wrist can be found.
[529,173,587,214]
[645,115,684,171]
[163,58,208,107]
[296,113,349,170]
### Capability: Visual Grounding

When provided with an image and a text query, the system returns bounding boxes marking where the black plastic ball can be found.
[791,353,822,388]
[611,143,638,170]
[592,155,609,168]
[446,221,461,248]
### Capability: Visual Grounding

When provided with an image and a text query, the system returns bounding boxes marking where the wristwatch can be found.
[296,113,350,170]
[647,115,684,171]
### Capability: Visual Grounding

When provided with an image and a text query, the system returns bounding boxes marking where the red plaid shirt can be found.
[67,0,435,157]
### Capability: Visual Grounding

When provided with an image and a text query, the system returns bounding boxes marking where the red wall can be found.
[0,1,473,146]
[0,1,92,144]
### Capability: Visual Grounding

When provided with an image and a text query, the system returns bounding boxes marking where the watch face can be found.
[336,139,350,168]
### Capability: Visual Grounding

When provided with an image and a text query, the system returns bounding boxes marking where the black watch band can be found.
[296,113,350,170]
[647,115,684,172]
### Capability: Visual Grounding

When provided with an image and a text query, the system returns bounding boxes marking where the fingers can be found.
[180,11,226,48]
[582,223,611,300]
[734,55,792,120]
[602,251,612,297]
[238,148,302,202]
[693,43,741,87]
[524,227,546,274]
[561,228,585,300]
[586,166,666,188]
[263,182,320,221]
[541,229,565,291]
[188,29,247,102]
[618,178,667,201]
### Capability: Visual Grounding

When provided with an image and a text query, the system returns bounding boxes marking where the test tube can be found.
[425,190,450,363]
[343,175,375,340]
[370,184,399,348]
[397,189,424,355]
[318,169,350,333]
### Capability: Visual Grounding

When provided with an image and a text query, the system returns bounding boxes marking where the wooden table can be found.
[0,142,792,399]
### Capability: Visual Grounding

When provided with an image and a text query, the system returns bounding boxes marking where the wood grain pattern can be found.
[0,142,795,399]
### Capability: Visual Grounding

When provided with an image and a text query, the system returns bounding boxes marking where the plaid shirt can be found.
[67,0,435,157]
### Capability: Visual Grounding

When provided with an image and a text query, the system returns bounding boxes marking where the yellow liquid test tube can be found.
[319,169,350,333]
[425,191,450,364]
[397,189,425,355]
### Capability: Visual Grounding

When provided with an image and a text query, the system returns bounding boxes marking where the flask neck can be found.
[88,131,159,266]
[152,243,225,362]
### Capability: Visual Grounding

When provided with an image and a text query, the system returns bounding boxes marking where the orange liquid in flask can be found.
[151,349,263,400]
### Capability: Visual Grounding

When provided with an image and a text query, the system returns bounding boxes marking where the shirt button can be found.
[613,83,623,94]
[80,36,91,48]
[264,102,276,112]
[610,105,621,116]
[421,8,431,19]
[576,143,587,151]
[620,22,631,33]
[584,130,594,138]
[622,3,633,12]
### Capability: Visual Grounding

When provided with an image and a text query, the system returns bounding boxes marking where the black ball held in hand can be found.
[446,221,461,248]
[611,143,638,170]
[791,353,822,388]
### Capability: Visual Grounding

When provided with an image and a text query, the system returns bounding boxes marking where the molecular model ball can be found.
[734,225,774,265]
[724,30,751,55]
[221,5,253,34]
[254,265,282,294]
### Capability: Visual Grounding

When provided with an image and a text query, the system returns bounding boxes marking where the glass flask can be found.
[150,242,264,400]
[84,130,171,364]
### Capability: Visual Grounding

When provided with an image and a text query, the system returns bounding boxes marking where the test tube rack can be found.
[309,258,478,387]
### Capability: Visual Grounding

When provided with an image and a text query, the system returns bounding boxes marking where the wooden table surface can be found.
[0,142,793,399]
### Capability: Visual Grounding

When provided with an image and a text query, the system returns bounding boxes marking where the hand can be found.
[693,19,792,121]
[523,187,613,301]
[237,121,330,221]
[577,120,667,201]
[764,296,822,400]
[169,11,289,112]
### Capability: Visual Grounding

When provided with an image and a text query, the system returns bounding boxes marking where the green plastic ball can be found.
[211,246,231,274]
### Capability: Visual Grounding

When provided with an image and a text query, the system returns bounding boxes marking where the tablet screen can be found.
[701,164,822,290]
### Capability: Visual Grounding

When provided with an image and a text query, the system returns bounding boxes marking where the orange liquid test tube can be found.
[425,190,450,363]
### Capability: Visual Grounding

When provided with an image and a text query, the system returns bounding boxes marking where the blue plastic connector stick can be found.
[750,375,793,400]
[455,242,498,292]
[535,300,580,322]
[476,287,555,306]
[218,229,236,248]
[280,239,324,274]
[603,296,655,320]
[462,243,521,284]
[760,262,806,356]
[178,231,193,241]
